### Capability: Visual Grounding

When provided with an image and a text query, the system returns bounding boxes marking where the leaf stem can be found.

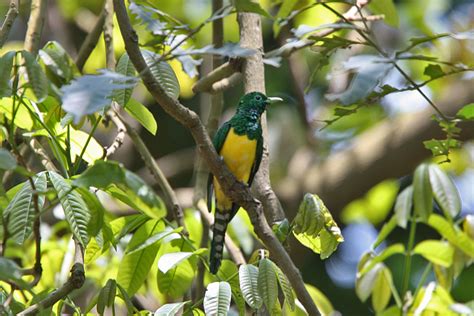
[402,216,417,297]
[413,262,432,299]
[72,115,102,175]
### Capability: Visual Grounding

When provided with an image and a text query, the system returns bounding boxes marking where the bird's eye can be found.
[255,95,262,101]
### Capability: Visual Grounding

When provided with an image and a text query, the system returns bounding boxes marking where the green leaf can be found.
[0,51,15,97]
[114,53,137,106]
[141,50,180,100]
[125,98,157,135]
[0,257,30,289]
[49,171,91,246]
[368,0,399,27]
[424,139,461,160]
[234,0,271,18]
[126,227,181,255]
[360,244,405,275]
[394,186,413,229]
[116,283,134,314]
[428,214,474,257]
[413,163,433,222]
[292,193,343,259]
[413,240,454,267]
[0,97,34,130]
[356,263,382,302]
[4,172,47,244]
[203,282,232,316]
[39,41,78,84]
[272,262,295,311]
[74,160,165,219]
[61,69,138,123]
[154,302,188,316]
[157,252,195,298]
[67,128,104,164]
[97,279,116,315]
[117,219,163,296]
[372,215,397,249]
[371,266,393,312]
[423,64,445,80]
[258,258,278,311]
[158,251,194,274]
[215,260,245,316]
[21,50,48,102]
[428,164,461,219]
[305,284,335,315]
[0,148,17,170]
[456,103,474,120]
[76,187,105,237]
[239,264,262,310]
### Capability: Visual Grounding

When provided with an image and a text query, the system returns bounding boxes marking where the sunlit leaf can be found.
[413,163,433,222]
[372,266,393,312]
[360,244,405,275]
[239,264,262,310]
[204,282,232,316]
[117,219,164,296]
[39,41,78,85]
[158,251,194,274]
[21,50,48,102]
[356,263,382,302]
[414,240,454,267]
[127,227,181,255]
[272,262,295,310]
[305,284,335,315]
[428,164,461,219]
[125,98,157,135]
[154,302,188,316]
[427,214,474,257]
[292,193,343,259]
[394,186,413,229]
[73,160,166,219]
[49,171,91,246]
[456,103,474,120]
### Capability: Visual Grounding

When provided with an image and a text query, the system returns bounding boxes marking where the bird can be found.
[207,91,282,274]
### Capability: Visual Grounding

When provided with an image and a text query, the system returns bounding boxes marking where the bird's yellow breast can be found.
[213,128,257,210]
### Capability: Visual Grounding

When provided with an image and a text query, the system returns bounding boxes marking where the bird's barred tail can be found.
[210,210,231,274]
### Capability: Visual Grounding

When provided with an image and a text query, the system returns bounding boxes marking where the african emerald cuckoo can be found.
[207,91,282,274]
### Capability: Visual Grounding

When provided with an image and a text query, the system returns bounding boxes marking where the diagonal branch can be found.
[112,1,319,314]
[24,0,48,55]
[75,12,106,71]
[18,240,85,315]
[0,0,19,49]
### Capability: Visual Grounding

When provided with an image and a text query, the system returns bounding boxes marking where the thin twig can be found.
[75,12,106,71]
[192,59,242,93]
[111,112,188,234]
[29,139,58,172]
[18,241,85,315]
[0,0,19,49]
[112,1,319,314]
[24,0,48,55]
[105,110,126,158]
[321,2,450,122]
[103,0,115,69]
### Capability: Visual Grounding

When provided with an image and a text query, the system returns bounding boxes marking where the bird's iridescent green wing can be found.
[207,122,232,212]
[248,134,263,187]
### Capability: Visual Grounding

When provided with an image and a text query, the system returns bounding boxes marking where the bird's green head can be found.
[237,92,282,115]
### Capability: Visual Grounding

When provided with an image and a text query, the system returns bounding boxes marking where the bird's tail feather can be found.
[210,210,230,274]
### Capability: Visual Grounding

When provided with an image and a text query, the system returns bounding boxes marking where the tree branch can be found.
[112,1,318,314]
[103,0,115,69]
[24,0,48,55]
[18,240,85,315]
[75,12,106,71]
[238,12,286,225]
[192,59,242,93]
[0,0,19,49]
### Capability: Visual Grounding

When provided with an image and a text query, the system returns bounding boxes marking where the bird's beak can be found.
[266,97,283,104]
